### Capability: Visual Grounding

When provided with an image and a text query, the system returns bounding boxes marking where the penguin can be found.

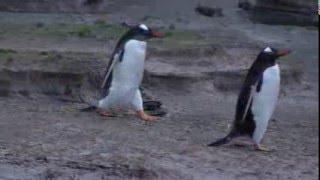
[208,47,291,151]
[82,23,164,121]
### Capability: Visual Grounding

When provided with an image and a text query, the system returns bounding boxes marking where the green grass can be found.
[163,30,202,41]
[36,22,127,40]
[0,22,207,50]
[151,29,208,49]
[0,22,127,40]
[0,49,17,60]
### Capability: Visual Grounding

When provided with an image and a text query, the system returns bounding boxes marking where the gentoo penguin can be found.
[82,23,163,121]
[208,47,291,151]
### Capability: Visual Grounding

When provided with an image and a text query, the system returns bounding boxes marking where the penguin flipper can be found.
[239,77,262,123]
[101,49,124,97]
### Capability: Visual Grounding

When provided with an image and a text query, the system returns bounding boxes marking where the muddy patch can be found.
[0,155,158,179]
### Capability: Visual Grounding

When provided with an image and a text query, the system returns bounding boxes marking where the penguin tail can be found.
[208,131,239,147]
[78,93,99,112]
[80,106,97,112]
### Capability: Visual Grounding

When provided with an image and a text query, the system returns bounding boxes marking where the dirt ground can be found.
[0,0,319,179]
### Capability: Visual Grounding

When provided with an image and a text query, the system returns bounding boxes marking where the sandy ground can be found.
[0,0,319,179]
[0,83,318,180]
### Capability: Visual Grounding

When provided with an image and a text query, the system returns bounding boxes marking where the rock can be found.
[238,0,253,10]
[79,150,92,156]
[83,0,103,6]
[239,0,318,26]
[195,6,224,17]
[35,156,49,163]
[0,79,10,97]
[168,24,175,30]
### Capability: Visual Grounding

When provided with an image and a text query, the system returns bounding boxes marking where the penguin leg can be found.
[252,138,271,152]
[132,90,157,121]
[252,122,271,151]
[96,108,114,117]
[97,97,120,117]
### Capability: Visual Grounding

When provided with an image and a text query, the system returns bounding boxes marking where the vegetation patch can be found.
[0,22,127,40]
[0,49,17,60]
[0,22,207,51]
[149,30,208,50]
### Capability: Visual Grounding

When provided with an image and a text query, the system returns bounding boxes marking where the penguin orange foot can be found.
[254,144,271,152]
[137,110,157,121]
[97,109,114,117]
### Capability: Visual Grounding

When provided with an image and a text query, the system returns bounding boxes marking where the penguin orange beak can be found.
[277,49,291,57]
[151,31,164,38]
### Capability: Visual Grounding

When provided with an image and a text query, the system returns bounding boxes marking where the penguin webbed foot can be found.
[137,110,157,121]
[254,144,272,152]
[97,109,115,117]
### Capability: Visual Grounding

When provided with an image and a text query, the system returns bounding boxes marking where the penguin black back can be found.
[232,49,277,135]
[208,47,291,147]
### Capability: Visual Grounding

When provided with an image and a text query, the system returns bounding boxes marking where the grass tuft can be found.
[0,49,17,60]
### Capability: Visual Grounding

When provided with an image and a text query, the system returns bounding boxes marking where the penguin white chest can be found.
[251,64,280,143]
[99,40,146,109]
[113,39,146,87]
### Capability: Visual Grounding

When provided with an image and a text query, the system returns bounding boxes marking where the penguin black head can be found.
[122,23,164,40]
[258,47,291,63]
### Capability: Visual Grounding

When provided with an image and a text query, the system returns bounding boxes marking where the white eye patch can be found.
[139,24,149,31]
[264,47,273,53]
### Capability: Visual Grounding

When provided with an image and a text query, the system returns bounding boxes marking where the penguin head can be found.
[258,47,291,62]
[122,23,164,40]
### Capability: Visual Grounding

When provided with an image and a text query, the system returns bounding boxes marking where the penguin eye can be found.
[137,24,150,35]
[140,28,147,33]
[138,28,149,35]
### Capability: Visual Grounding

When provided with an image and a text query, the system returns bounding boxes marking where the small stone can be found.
[35,22,44,28]
[168,24,175,30]
[99,153,109,158]
[35,155,49,163]
[195,6,224,17]
[238,1,252,11]
[0,79,10,97]
[79,150,91,156]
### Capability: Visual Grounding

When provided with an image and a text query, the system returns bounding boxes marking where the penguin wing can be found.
[101,48,125,97]
[236,74,263,123]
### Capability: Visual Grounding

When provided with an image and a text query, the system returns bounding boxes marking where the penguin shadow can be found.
[207,137,276,153]
[143,100,167,117]
[229,144,275,153]
[141,88,168,118]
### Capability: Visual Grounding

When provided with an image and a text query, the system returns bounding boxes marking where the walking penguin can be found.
[208,47,291,151]
[82,23,164,121]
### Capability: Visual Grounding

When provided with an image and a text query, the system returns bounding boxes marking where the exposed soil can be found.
[0,0,318,179]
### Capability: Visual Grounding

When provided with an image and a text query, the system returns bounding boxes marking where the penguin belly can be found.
[99,40,146,110]
[251,64,280,144]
